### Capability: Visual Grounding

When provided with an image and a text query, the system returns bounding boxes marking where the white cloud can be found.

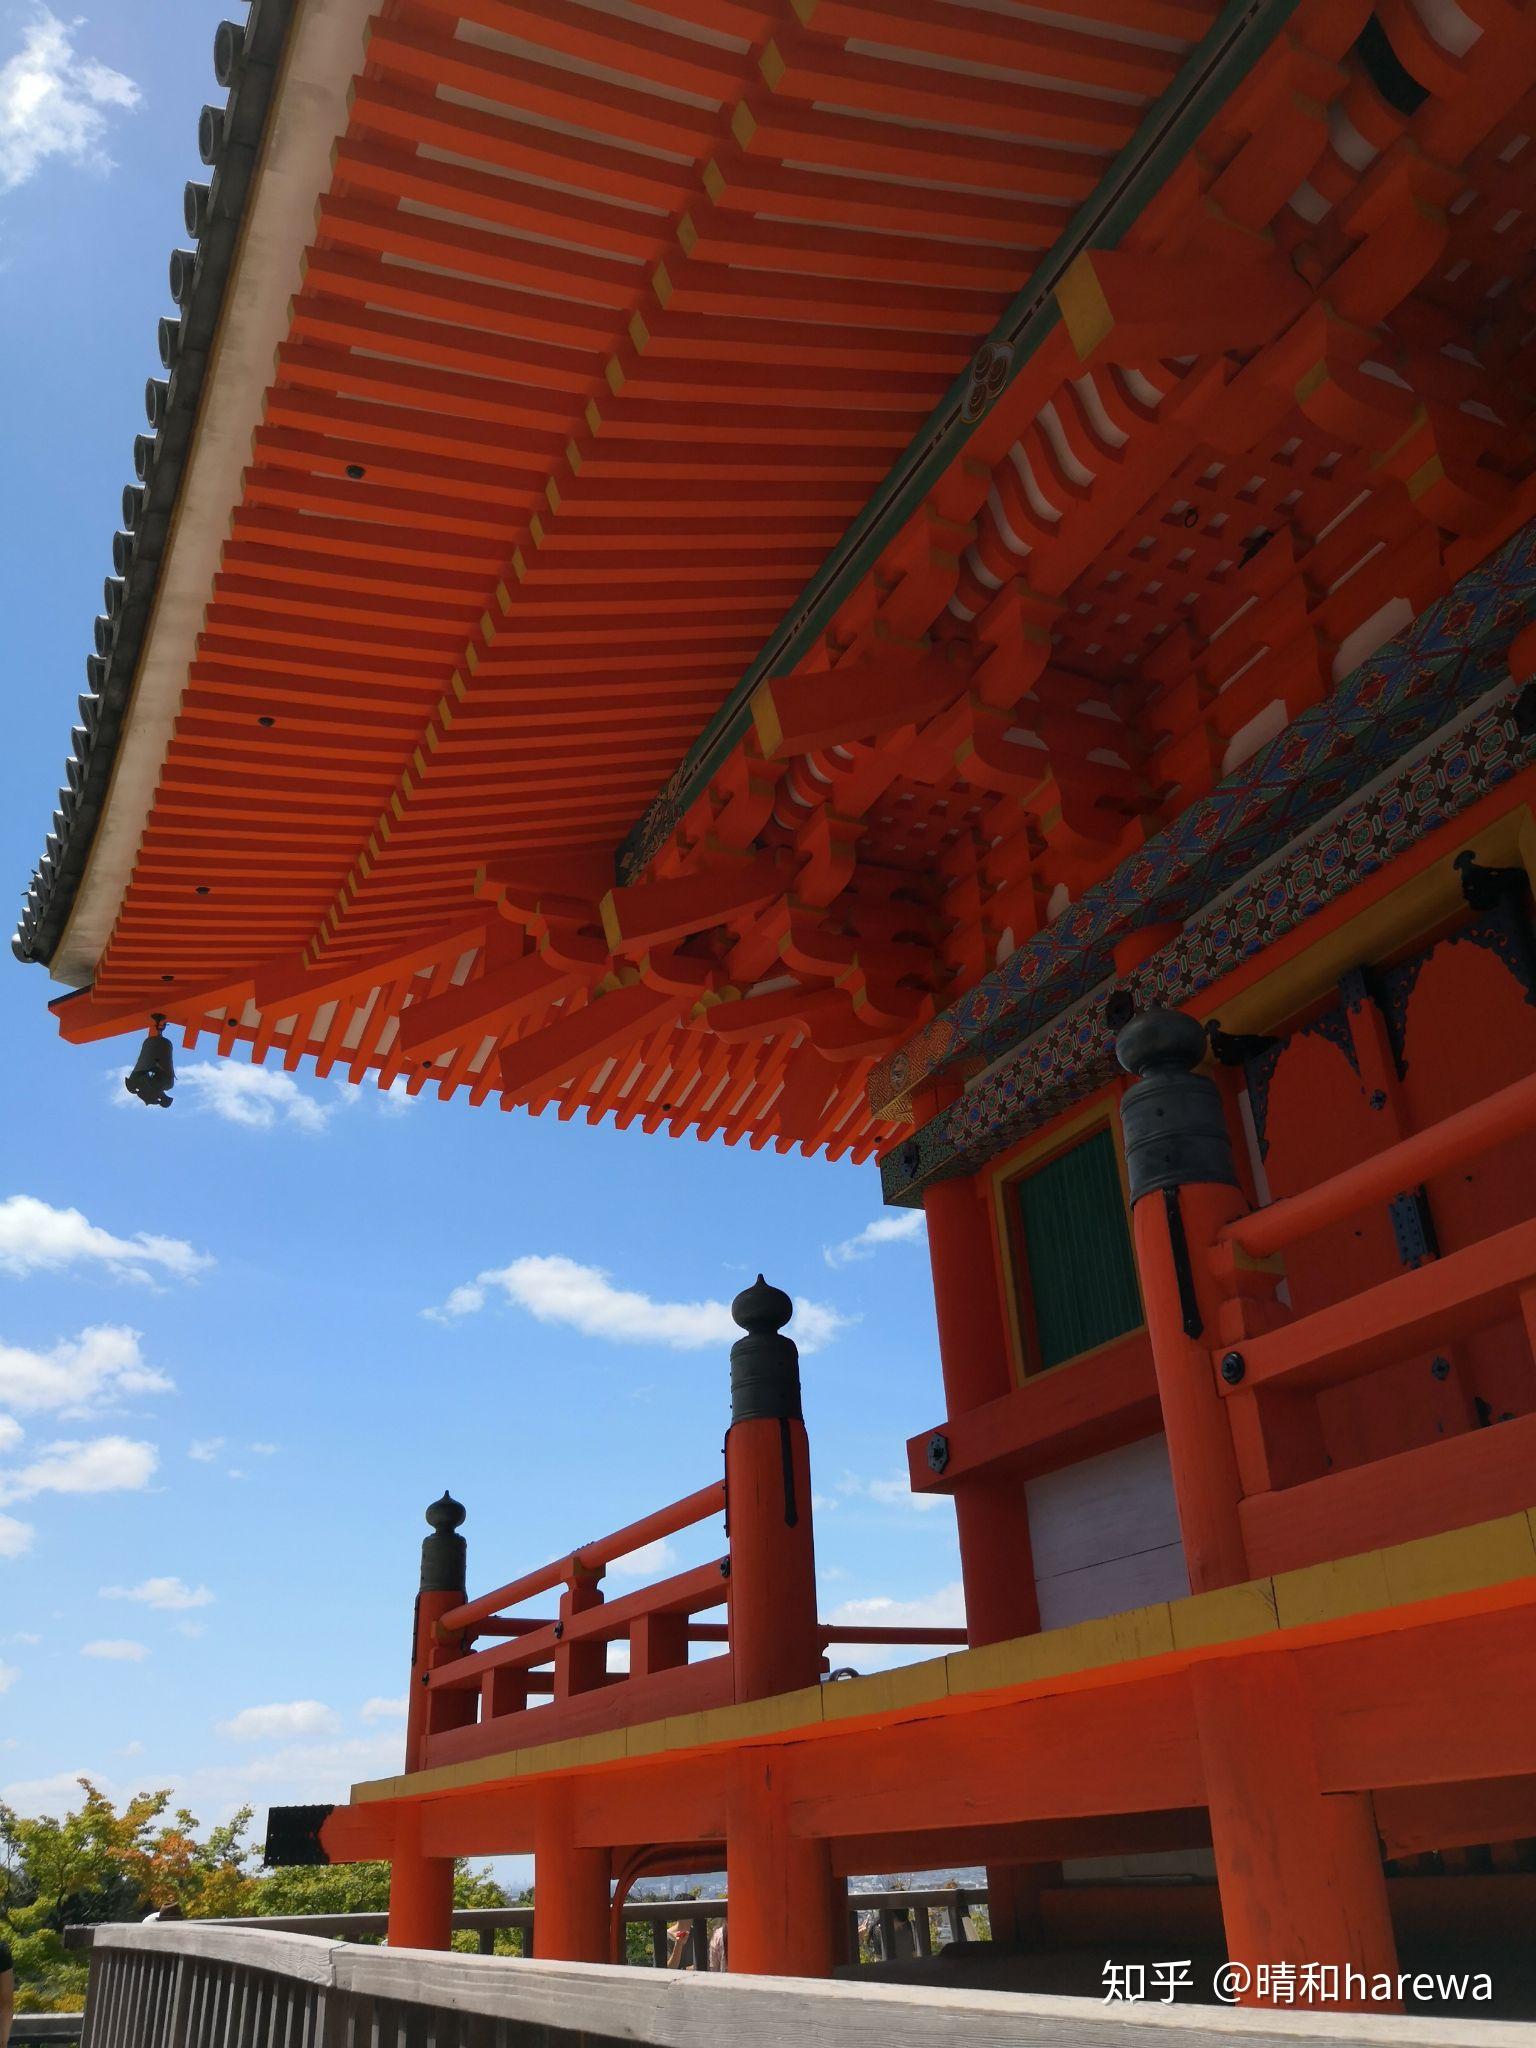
[101,1576,213,1612]
[5,1632,40,1645]
[187,1437,224,1463]
[118,1740,143,1757]
[838,1471,946,1513]
[0,1415,19,1453]
[0,1195,212,1286]
[0,1435,158,1504]
[608,1538,677,1579]
[81,1639,148,1663]
[0,10,139,194]
[176,1621,206,1640]
[828,1583,967,1672]
[423,1254,852,1354]
[824,1209,927,1269]
[830,1583,966,1631]
[0,1514,33,1559]
[176,1061,333,1133]
[0,1324,172,1416]
[218,1701,339,1743]
[249,1442,278,1456]
[0,1660,17,1693]
[359,1696,406,1724]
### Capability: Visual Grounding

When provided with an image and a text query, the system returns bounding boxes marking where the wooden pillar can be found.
[390,1492,471,1949]
[1117,1011,1249,1593]
[725,1276,822,1702]
[923,1176,1046,1936]
[387,1804,454,1951]
[1193,1655,1398,2010]
[922,1176,1040,1641]
[533,1782,610,1963]
[726,1751,838,1977]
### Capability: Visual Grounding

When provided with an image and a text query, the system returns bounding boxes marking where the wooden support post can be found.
[533,1782,610,1963]
[386,1804,455,1952]
[725,1276,822,1702]
[391,1492,471,1950]
[1193,1655,1399,2010]
[922,1176,1040,1642]
[727,1751,838,1978]
[923,1176,1048,1935]
[1117,1012,1249,1593]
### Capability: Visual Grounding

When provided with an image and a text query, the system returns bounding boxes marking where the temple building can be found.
[16,0,1536,2015]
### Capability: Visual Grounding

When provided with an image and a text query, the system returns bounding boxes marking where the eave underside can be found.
[36,0,1536,1161]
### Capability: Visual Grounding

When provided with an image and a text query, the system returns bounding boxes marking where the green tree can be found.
[0,1780,260,2012]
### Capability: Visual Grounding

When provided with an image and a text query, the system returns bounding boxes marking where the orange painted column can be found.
[387,1805,454,1951]
[1117,1012,1249,1593]
[1193,1655,1399,2011]
[725,1276,822,1703]
[533,1781,611,1963]
[726,1751,838,1978]
[923,1176,1046,1943]
[922,1176,1041,1642]
[390,1493,471,1949]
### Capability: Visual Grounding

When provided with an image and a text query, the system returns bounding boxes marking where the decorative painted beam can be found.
[876,509,1536,1196]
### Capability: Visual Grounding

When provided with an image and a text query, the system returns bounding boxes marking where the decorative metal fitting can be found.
[1219,1351,1246,1385]
[927,1432,951,1474]
[419,1490,467,1595]
[1369,1089,1387,1110]
[961,340,1012,423]
[1431,1355,1451,1381]
[729,1274,802,1424]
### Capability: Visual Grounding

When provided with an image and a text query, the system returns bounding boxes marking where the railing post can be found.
[390,1492,469,1949]
[724,1276,821,1701]
[1116,1009,1249,1592]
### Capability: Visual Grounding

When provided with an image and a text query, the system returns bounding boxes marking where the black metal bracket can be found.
[1388,1188,1439,1269]
[1163,1185,1204,1340]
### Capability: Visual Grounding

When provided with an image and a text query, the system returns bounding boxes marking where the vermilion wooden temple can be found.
[18,0,1536,2015]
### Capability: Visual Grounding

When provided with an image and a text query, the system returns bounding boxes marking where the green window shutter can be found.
[1015,1127,1142,1371]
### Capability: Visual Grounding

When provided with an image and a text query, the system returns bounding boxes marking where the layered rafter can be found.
[26,0,1536,1163]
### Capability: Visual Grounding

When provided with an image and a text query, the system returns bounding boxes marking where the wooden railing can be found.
[410,1479,964,1772]
[72,1920,1470,2047]
[1211,1061,1536,1576]
[65,1888,982,1973]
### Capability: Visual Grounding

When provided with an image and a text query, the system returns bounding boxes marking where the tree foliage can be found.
[0,1779,511,2007]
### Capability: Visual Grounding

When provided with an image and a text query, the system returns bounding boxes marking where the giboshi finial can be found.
[424,1490,465,1534]
[731,1274,793,1336]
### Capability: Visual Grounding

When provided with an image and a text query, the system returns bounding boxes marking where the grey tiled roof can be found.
[12,0,294,970]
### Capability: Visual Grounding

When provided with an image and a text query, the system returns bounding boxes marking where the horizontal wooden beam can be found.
[251,920,485,1016]
[750,653,964,757]
[397,952,585,1058]
[497,983,681,1099]
[1230,1219,1536,1395]
[1056,247,1310,363]
[599,857,785,951]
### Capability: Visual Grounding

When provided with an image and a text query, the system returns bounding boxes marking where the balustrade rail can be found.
[72,1922,1499,2047]
[64,1889,981,1974]
[404,1286,967,1779]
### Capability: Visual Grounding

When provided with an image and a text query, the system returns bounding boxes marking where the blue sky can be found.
[0,4,958,1856]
